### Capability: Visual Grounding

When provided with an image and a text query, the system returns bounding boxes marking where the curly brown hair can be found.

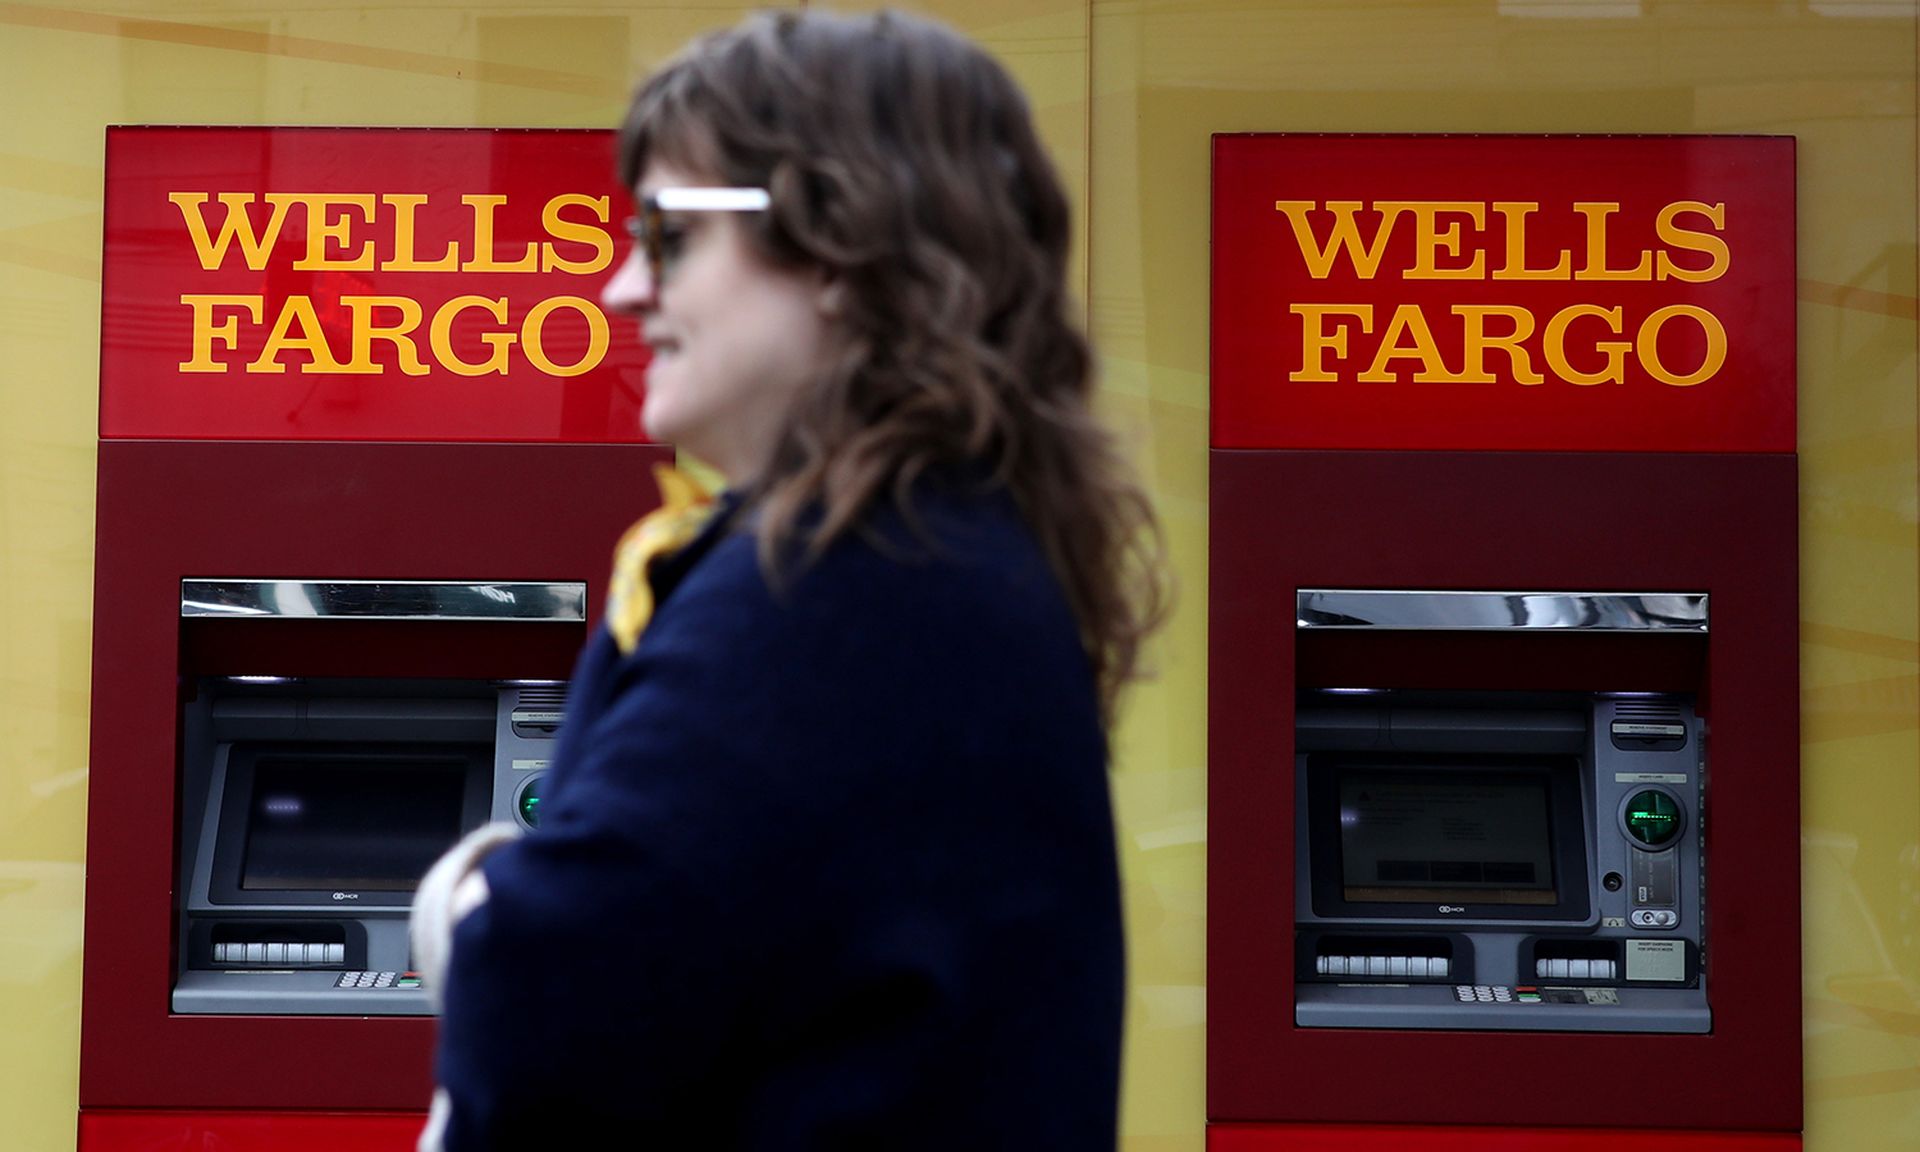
[617,9,1165,725]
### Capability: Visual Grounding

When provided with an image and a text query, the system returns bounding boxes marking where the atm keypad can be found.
[334,971,421,990]
[1455,985,1514,1003]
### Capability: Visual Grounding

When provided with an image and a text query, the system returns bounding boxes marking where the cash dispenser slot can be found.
[1300,933,1468,983]
[193,921,360,969]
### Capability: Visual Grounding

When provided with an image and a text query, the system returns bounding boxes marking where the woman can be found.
[416,10,1164,1149]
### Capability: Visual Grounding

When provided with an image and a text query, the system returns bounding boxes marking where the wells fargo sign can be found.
[100,127,647,442]
[1211,135,1795,452]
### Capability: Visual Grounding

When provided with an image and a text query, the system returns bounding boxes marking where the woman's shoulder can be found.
[636,480,1080,691]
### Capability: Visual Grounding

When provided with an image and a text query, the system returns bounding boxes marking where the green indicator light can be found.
[518,776,545,828]
[1624,789,1681,846]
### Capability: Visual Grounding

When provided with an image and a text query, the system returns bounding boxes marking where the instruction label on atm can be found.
[1615,772,1688,784]
[1626,940,1687,982]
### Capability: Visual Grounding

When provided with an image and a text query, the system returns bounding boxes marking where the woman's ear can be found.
[816,274,846,319]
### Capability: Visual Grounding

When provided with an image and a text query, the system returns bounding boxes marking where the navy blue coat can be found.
[434,482,1124,1149]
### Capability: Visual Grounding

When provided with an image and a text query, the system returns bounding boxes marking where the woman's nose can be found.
[601,249,657,315]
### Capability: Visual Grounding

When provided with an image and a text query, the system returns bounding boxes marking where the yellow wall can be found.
[0,2,1913,1150]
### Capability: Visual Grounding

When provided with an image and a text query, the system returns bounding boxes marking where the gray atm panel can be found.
[172,678,565,1016]
[1293,691,1708,1034]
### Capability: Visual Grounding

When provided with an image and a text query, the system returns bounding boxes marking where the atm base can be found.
[1295,982,1710,1033]
[172,969,431,1016]
[1209,1124,1800,1151]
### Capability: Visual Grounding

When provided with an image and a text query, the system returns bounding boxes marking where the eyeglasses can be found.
[622,187,772,286]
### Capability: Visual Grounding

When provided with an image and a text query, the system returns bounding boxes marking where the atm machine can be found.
[171,666,567,1015]
[79,127,669,1149]
[1206,134,1801,1148]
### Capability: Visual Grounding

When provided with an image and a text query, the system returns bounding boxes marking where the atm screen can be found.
[1337,770,1558,905]
[241,756,468,891]
[1303,752,1590,922]
[209,742,491,904]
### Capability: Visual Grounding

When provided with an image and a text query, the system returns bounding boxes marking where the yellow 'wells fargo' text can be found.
[1274,199,1731,387]
[169,191,614,376]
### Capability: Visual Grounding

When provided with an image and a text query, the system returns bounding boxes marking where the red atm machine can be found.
[80,127,669,1149]
[1207,136,1801,1149]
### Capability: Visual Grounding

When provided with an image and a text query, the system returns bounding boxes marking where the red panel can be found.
[81,440,671,1110]
[80,1109,423,1152]
[1209,1123,1801,1151]
[1297,629,1707,695]
[100,127,650,443]
[1207,450,1800,1131]
[181,618,583,680]
[1211,135,1795,453]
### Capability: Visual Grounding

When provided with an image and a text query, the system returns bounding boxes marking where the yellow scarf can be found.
[605,464,718,654]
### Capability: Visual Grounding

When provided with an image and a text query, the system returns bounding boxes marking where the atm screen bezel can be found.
[206,741,492,907]
[1304,752,1592,923]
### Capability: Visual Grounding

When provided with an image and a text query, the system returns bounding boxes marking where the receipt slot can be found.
[79,128,669,1149]
[1207,134,1799,1148]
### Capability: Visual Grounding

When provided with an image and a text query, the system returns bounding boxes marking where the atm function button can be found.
[1631,909,1680,929]
[326,944,345,965]
[1324,954,1449,979]
[1455,986,1475,1002]
[1548,959,1571,978]
[1569,959,1591,979]
[265,944,285,965]
[1594,960,1617,979]
[246,943,266,964]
